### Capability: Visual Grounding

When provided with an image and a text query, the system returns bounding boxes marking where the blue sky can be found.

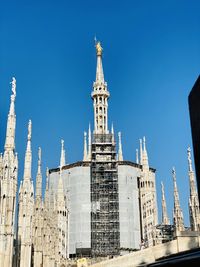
[0,0,200,225]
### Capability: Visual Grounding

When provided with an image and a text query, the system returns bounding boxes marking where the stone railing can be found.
[89,235,200,267]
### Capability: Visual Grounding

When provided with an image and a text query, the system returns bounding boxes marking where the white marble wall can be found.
[49,165,91,255]
[118,164,141,250]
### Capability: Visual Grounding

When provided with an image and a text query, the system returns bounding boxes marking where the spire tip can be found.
[28,120,32,141]
[96,41,103,56]
[38,147,41,162]
[10,77,16,97]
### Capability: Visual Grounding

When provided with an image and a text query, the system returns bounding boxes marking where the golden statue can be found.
[96,41,103,56]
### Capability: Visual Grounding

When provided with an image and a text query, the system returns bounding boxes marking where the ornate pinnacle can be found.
[139,139,143,165]
[161,182,164,197]
[88,124,92,161]
[5,77,17,151]
[172,167,176,181]
[96,41,103,56]
[28,120,32,141]
[172,166,185,231]
[36,147,42,199]
[187,147,193,172]
[61,139,64,149]
[111,123,114,134]
[38,147,41,165]
[10,77,16,97]
[60,139,66,168]
[83,131,88,161]
[142,136,149,167]
[136,149,139,164]
[161,181,170,225]
[23,120,32,181]
[143,136,146,150]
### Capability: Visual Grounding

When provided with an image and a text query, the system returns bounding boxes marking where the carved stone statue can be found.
[28,120,32,140]
[187,147,192,171]
[161,182,164,195]
[38,147,41,162]
[10,77,16,97]
[61,139,64,147]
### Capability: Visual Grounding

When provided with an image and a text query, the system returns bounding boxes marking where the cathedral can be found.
[0,41,200,267]
[49,41,158,257]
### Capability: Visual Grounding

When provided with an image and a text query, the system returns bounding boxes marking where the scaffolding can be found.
[91,133,120,257]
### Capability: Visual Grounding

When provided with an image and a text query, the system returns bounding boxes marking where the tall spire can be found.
[118,132,123,161]
[83,131,88,161]
[187,147,200,231]
[87,124,92,161]
[142,136,149,168]
[136,149,139,164]
[35,147,42,199]
[0,78,18,267]
[139,139,143,165]
[60,139,66,168]
[23,120,32,181]
[95,41,104,82]
[161,182,170,225]
[92,40,110,134]
[17,121,34,267]
[187,147,193,172]
[111,123,115,144]
[172,167,185,232]
[111,123,114,135]
[187,147,198,197]
[33,148,43,267]
[187,147,194,172]
[4,77,16,151]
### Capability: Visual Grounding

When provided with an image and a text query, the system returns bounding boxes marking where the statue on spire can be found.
[28,120,32,140]
[143,136,146,150]
[38,147,41,163]
[83,131,88,161]
[187,147,193,172]
[136,149,139,164]
[61,139,64,152]
[60,139,66,168]
[139,139,143,165]
[10,77,16,97]
[96,41,103,56]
